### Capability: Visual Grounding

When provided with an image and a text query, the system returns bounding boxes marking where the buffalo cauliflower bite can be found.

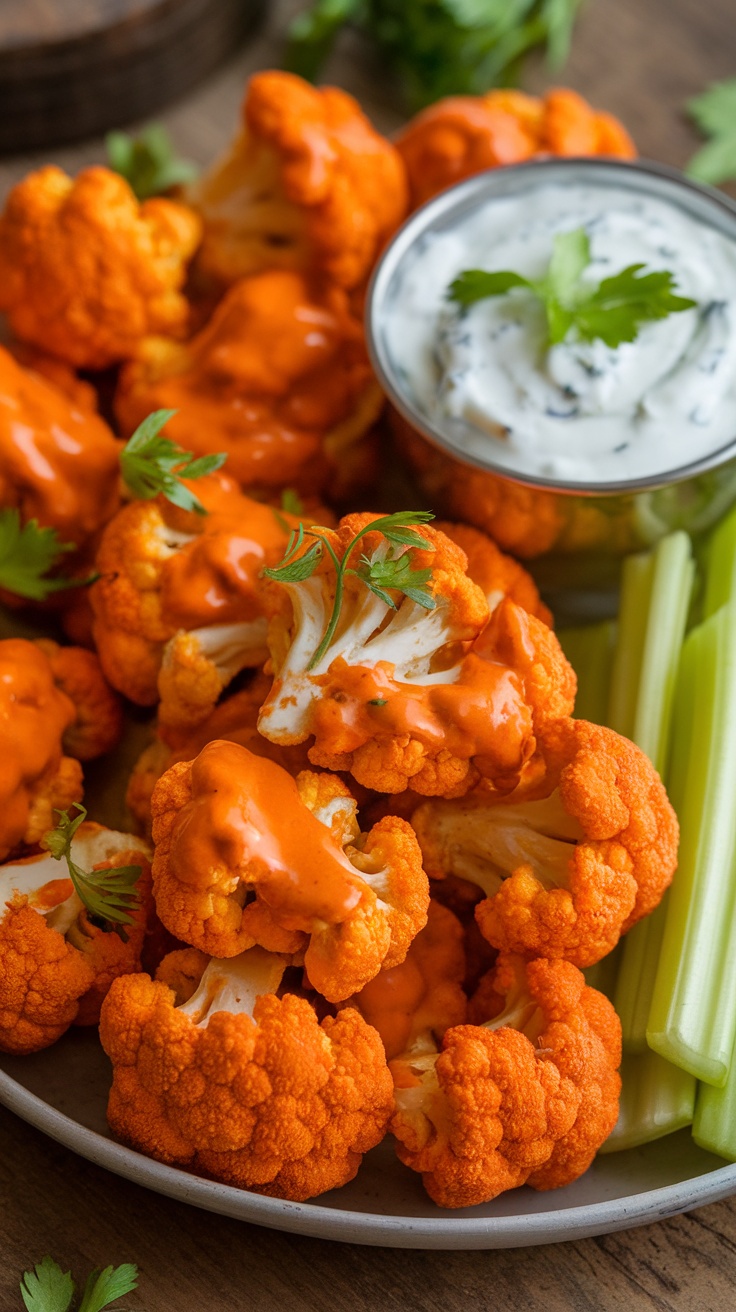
[0,639,84,861]
[100,945,394,1200]
[396,87,636,209]
[126,673,312,837]
[90,476,294,728]
[115,270,383,500]
[189,70,408,294]
[150,740,429,1001]
[411,718,678,968]
[258,515,574,796]
[0,347,121,549]
[437,521,552,627]
[390,953,620,1207]
[0,165,202,369]
[34,640,123,761]
[349,899,467,1060]
[0,823,151,1052]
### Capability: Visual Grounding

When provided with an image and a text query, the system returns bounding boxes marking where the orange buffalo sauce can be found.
[310,654,534,772]
[0,346,120,544]
[0,639,77,859]
[160,498,289,629]
[170,740,362,928]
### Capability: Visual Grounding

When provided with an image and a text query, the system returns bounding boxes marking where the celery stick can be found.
[599,1051,695,1153]
[702,502,736,620]
[694,1052,736,1160]
[558,621,616,727]
[647,606,736,1085]
[610,533,694,1051]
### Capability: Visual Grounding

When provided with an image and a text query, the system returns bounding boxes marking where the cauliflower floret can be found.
[437,521,552,626]
[34,640,123,761]
[0,346,121,549]
[258,514,574,796]
[412,718,678,967]
[349,899,467,1060]
[189,70,408,294]
[99,945,394,1201]
[396,86,636,210]
[115,271,383,500]
[0,165,202,369]
[126,673,312,837]
[0,823,152,1052]
[90,478,294,726]
[150,740,429,1001]
[0,639,84,860]
[390,953,621,1208]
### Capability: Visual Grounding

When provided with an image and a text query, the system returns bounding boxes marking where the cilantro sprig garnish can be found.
[106,122,198,200]
[42,805,142,938]
[21,1255,138,1312]
[263,510,436,670]
[285,0,584,111]
[448,227,698,350]
[685,78,736,186]
[120,410,227,516]
[0,510,93,602]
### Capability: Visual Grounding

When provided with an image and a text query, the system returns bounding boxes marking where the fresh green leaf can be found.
[281,488,305,517]
[106,123,198,200]
[447,227,698,349]
[43,804,142,936]
[685,78,736,185]
[353,550,436,610]
[355,510,435,548]
[0,511,87,602]
[284,0,584,110]
[263,539,324,583]
[20,1257,75,1312]
[448,269,531,307]
[120,410,227,516]
[78,1264,138,1312]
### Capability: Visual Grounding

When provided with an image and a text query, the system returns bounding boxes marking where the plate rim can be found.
[2,1066,736,1249]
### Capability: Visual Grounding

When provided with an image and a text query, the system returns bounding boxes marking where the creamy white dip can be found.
[383,182,736,485]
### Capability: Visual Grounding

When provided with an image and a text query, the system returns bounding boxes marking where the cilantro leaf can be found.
[106,123,198,200]
[43,805,142,937]
[21,1257,75,1312]
[686,78,736,185]
[281,488,305,517]
[447,226,697,349]
[353,550,435,611]
[78,1264,138,1312]
[120,410,227,516]
[263,511,437,671]
[0,511,84,601]
[285,0,584,110]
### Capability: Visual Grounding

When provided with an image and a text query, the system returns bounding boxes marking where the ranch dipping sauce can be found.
[382,178,736,486]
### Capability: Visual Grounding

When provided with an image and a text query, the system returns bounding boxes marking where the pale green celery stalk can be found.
[599,1051,696,1153]
[610,533,695,1053]
[702,502,736,620]
[558,621,616,726]
[647,605,736,1085]
[694,1047,736,1159]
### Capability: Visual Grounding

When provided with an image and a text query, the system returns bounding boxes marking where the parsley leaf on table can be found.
[448,227,697,349]
[42,804,142,938]
[20,1257,137,1312]
[685,78,736,186]
[285,0,585,110]
[106,123,199,200]
[120,410,227,516]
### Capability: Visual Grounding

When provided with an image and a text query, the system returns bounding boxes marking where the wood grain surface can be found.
[2,0,736,1306]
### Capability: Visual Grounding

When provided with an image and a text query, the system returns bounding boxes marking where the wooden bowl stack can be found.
[0,0,266,153]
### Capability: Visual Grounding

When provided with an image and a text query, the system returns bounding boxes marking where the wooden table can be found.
[2,0,736,1306]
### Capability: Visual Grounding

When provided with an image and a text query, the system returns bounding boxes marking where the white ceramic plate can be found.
[1,1030,735,1248]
